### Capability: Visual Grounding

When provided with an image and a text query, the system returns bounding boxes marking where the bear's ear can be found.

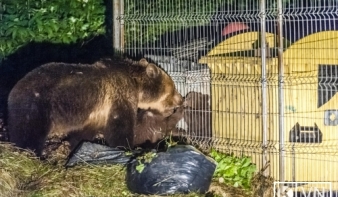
[139,58,149,67]
[146,63,161,78]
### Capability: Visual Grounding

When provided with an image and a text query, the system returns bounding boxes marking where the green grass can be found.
[0,142,270,197]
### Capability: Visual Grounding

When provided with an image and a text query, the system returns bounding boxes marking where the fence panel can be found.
[118,0,338,194]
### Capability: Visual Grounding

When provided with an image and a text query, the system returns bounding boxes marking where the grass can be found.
[0,142,131,197]
[0,142,272,197]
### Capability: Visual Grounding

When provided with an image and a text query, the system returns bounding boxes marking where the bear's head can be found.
[134,59,183,117]
[183,91,212,139]
[134,106,184,148]
[184,91,210,110]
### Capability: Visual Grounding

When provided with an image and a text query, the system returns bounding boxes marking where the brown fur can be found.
[133,106,184,147]
[8,58,183,156]
[183,91,212,138]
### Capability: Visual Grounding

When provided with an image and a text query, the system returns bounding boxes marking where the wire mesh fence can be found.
[117,0,338,193]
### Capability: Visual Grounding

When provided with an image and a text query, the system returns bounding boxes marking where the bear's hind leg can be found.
[8,100,50,156]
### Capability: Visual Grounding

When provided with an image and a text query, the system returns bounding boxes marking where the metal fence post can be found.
[113,0,124,54]
[277,0,285,184]
[260,0,268,177]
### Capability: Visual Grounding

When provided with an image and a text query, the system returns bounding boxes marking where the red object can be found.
[222,22,250,36]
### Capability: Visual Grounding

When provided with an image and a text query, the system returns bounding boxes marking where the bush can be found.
[0,0,105,60]
[210,149,257,190]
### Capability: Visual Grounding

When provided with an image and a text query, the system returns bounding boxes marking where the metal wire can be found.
[117,0,338,190]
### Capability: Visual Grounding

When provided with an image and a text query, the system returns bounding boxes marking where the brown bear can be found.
[183,91,212,139]
[133,105,184,148]
[8,58,183,156]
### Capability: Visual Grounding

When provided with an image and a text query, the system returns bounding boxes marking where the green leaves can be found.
[135,152,157,173]
[210,149,257,190]
[0,0,105,60]
[136,161,145,173]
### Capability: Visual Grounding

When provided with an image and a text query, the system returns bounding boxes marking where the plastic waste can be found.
[66,141,135,167]
[126,145,217,195]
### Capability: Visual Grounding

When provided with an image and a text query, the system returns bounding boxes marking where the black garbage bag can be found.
[126,145,217,195]
[66,141,137,167]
